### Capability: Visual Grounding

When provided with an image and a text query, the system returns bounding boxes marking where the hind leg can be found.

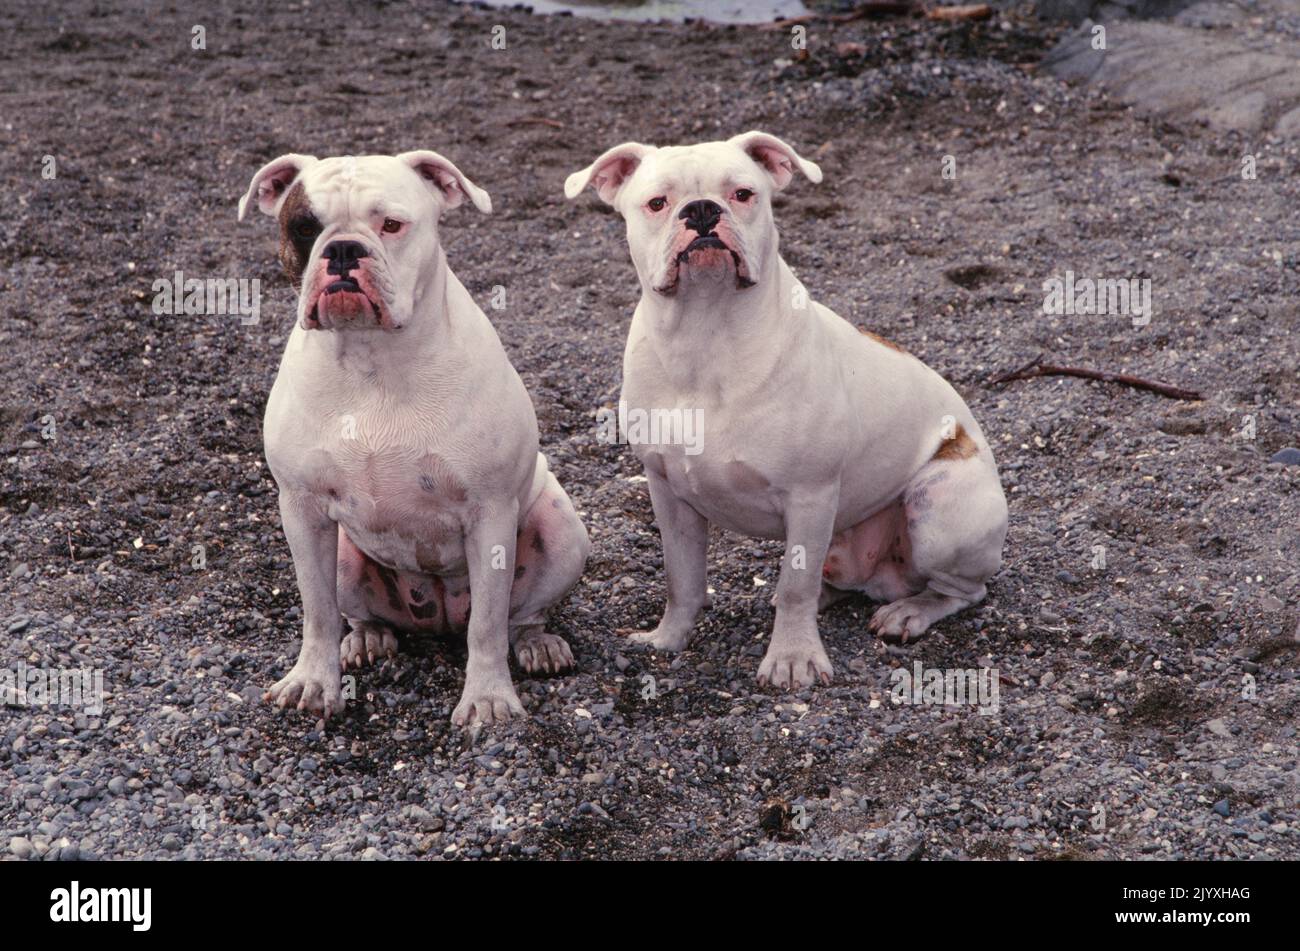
[335,532,456,668]
[868,451,1007,643]
[335,531,407,670]
[510,624,574,675]
[507,464,590,676]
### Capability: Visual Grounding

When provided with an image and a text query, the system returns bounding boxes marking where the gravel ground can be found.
[1,0,1297,861]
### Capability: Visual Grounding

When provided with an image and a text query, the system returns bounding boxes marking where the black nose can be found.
[678,199,722,235]
[323,239,369,276]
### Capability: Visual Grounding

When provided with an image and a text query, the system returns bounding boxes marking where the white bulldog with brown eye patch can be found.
[566,132,1008,689]
[238,150,590,725]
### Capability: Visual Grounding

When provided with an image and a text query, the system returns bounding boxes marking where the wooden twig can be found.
[925,4,993,21]
[988,354,1204,401]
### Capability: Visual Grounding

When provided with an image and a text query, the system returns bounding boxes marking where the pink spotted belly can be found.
[336,530,471,635]
[333,497,560,635]
[821,498,919,602]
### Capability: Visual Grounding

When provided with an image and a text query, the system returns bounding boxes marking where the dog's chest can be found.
[290,431,472,574]
[618,380,784,533]
[344,458,469,572]
[639,441,786,537]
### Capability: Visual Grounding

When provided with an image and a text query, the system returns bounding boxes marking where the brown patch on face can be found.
[859,327,908,355]
[277,182,320,288]
[932,423,979,462]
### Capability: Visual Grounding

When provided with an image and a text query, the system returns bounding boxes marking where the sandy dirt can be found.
[1,0,1297,860]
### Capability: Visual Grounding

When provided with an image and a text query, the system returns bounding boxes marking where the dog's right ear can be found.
[564,142,655,205]
[238,154,318,221]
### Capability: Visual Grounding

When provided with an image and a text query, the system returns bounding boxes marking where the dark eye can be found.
[292,218,320,241]
[647,197,667,212]
[734,188,755,203]
[381,218,403,234]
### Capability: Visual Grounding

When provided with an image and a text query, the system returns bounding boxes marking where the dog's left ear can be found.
[729,131,822,191]
[397,150,493,214]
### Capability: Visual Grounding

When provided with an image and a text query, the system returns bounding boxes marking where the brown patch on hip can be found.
[858,327,909,355]
[932,422,978,461]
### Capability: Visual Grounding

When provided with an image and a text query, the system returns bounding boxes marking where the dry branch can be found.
[925,4,993,22]
[988,354,1204,401]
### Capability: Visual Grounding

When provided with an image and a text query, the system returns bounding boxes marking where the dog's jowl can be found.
[240,151,590,725]
[566,131,1007,689]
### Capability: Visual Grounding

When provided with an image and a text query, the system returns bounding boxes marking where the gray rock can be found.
[1036,0,1199,21]
[1044,19,1300,137]
[1207,718,1232,738]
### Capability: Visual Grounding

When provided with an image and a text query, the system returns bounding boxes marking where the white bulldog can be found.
[239,150,589,725]
[566,132,1008,689]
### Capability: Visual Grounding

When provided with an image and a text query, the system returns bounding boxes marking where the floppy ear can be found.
[397,149,492,214]
[564,142,655,204]
[238,153,317,221]
[729,131,822,191]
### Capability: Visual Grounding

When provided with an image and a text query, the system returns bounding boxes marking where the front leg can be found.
[628,470,709,651]
[452,502,525,726]
[758,485,838,689]
[265,491,344,716]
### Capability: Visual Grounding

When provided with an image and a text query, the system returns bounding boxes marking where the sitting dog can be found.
[565,131,1007,689]
[239,149,589,724]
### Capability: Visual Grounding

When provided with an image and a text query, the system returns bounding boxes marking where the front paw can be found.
[265,657,343,717]
[624,622,692,652]
[757,638,833,689]
[452,674,525,726]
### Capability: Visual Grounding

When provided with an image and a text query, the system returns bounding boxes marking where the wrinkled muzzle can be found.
[299,239,397,331]
[651,217,755,295]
